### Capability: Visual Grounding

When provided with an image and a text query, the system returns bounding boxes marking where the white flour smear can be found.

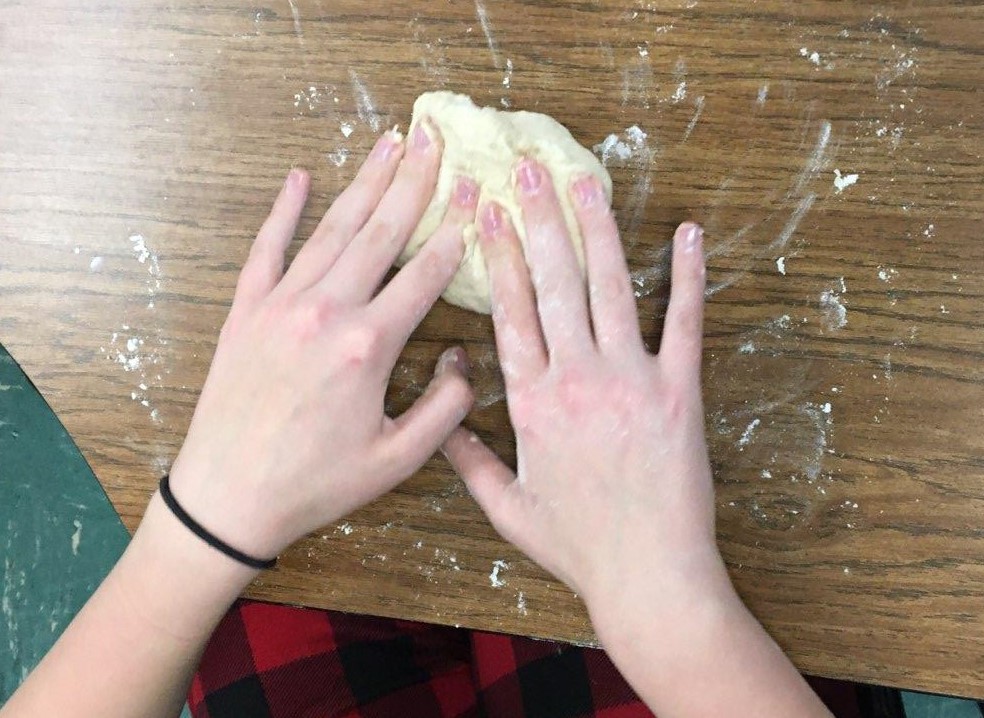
[286,0,303,44]
[820,288,848,331]
[474,0,502,69]
[682,96,705,142]
[793,120,832,194]
[349,70,381,132]
[770,194,816,251]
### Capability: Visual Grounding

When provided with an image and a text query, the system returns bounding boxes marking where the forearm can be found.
[2,492,257,718]
[591,557,832,718]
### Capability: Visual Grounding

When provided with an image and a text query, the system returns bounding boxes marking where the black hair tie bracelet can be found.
[158,474,277,570]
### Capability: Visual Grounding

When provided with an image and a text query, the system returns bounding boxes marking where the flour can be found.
[771,194,816,250]
[833,169,859,193]
[326,148,349,167]
[474,0,502,69]
[799,47,822,66]
[70,520,82,556]
[349,70,381,132]
[681,96,705,142]
[737,418,761,450]
[593,125,652,166]
[820,288,848,331]
[489,560,509,588]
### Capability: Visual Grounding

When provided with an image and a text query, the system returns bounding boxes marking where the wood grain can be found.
[2,0,983,698]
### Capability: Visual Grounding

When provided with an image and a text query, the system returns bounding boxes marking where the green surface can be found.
[0,342,979,717]
[903,693,981,718]
[0,347,130,699]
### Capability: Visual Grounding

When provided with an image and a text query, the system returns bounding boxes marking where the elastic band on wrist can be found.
[158,474,277,570]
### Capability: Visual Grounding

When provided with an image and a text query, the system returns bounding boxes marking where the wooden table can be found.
[2,0,983,698]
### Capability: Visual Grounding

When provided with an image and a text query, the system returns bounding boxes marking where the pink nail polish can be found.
[573,175,600,206]
[453,177,479,206]
[482,203,504,236]
[371,132,402,162]
[516,159,542,194]
[411,122,432,150]
[683,224,703,253]
[436,347,471,377]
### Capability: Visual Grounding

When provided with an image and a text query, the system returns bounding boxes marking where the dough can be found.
[398,91,613,314]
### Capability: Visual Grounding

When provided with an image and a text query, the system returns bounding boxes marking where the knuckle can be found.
[291,299,339,340]
[339,323,383,365]
[365,219,398,247]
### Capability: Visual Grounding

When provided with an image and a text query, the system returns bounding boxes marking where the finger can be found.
[322,119,443,304]
[233,168,310,310]
[379,346,475,476]
[658,222,706,377]
[282,130,406,292]
[370,176,478,347]
[570,174,644,355]
[478,202,549,384]
[514,158,593,358]
[442,427,526,546]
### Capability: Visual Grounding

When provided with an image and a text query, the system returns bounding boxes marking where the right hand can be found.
[443,158,731,625]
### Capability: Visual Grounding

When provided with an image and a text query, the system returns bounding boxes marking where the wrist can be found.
[108,493,260,644]
[585,545,740,657]
[167,452,289,560]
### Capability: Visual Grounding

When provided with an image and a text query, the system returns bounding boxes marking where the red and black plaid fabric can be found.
[189,600,862,718]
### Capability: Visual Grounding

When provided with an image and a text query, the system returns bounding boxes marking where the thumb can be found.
[381,347,474,475]
[442,426,527,548]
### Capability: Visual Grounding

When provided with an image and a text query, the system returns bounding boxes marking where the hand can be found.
[169,123,478,560]
[443,158,727,622]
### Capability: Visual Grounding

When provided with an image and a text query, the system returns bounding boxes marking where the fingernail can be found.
[572,174,601,206]
[453,176,479,206]
[285,168,302,190]
[371,131,403,162]
[436,347,471,378]
[683,223,703,253]
[411,121,433,151]
[516,159,542,194]
[481,203,504,236]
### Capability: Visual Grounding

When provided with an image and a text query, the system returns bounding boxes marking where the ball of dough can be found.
[397,91,613,314]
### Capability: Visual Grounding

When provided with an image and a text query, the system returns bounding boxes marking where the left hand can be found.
[169,123,478,561]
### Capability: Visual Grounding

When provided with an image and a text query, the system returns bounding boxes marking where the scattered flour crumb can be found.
[761,469,773,479]
[737,418,761,450]
[776,256,786,275]
[489,559,509,588]
[340,121,354,137]
[800,47,821,66]
[833,169,859,193]
[517,591,528,615]
[326,148,349,167]
[820,289,848,331]
[129,234,150,263]
[71,519,82,555]
[337,522,354,535]
[671,81,687,103]
[757,83,769,105]
[878,267,897,282]
[593,125,648,165]
[738,340,756,355]
[88,256,104,271]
